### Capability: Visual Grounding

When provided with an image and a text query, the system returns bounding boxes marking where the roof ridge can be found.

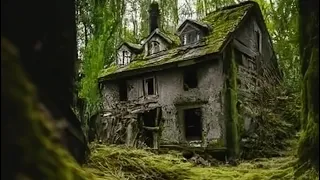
[205,1,257,17]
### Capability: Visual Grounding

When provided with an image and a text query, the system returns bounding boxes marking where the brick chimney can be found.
[149,2,160,34]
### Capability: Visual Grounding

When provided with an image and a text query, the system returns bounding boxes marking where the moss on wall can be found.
[224,46,240,159]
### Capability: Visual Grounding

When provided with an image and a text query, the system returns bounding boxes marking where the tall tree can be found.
[297,0,319,171]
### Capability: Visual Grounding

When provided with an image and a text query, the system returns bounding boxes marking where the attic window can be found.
[182,31,200,45]
[148,41,160,55]
[122,50,131,65]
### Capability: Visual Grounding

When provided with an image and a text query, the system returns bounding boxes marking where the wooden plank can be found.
[233,39,257,58]
[143,126,160,131]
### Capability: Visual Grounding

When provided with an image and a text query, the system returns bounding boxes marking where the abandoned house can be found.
[97,1,280,158]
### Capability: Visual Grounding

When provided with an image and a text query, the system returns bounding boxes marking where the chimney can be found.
[149,2,160,34]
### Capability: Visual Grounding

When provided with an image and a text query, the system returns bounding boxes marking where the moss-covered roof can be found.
[118,42,142,53]
[99,1,255,81]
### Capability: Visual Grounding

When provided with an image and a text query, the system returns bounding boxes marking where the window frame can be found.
[143,76,157,96]
[148,41,161,55]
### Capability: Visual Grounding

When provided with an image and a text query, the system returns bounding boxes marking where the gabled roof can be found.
[99,1,261,81]
[117,42,143,53]
[176,19,211,35]
[143,28,179,46]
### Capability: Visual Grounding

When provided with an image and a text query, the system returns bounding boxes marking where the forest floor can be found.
[83,144,318,180]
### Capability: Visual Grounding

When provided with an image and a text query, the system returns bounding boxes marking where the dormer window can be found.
[182,31,200,45]
[123,51,130,64]
[177,20,210,46]
[148,41,160,55]
[118,50,131,65]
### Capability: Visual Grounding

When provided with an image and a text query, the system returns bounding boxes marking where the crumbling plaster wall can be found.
[101,58,226,147]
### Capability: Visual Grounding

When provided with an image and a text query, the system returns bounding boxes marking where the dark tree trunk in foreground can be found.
[1,0,89,179]
[297,0,319,171]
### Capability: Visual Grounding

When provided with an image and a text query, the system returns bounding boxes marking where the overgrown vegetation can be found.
[84,143,318,180]
[240,86,300,159]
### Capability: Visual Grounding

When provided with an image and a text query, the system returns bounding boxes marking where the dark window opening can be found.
[148,41,160,55]
[234,49,243,65]
[184,108,202,141]
[145,78,155,95]
[183,69,198,90]
[255,31,261,53]
[183,31,199,45]
[119,81,127,101]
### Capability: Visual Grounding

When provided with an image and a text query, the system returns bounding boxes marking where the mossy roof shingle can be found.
[99,1,255,81]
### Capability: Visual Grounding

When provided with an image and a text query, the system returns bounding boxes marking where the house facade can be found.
[97,1,279,157]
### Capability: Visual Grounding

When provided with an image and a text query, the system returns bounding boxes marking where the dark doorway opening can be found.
[139,109,158,148]
[184,108,202,141]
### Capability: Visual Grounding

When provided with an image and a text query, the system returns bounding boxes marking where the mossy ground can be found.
[84,144,318,180]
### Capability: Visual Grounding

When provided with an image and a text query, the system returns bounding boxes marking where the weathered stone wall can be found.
[100,59,226,148]
[233,15,278,137]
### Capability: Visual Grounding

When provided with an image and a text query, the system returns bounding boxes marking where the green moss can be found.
[84,143,319,180]
[298,48,319,170]
[98,2,254,80]
[224,47,240,159]
[207,139,225,148]
[203,3,253,52]
[127,60,147,70]
[98,64,118,78]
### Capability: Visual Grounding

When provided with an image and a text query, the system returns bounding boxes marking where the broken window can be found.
[144,77,156,95]
[118,81,127,101]
[184,108,202,141]
[183,69,198,91]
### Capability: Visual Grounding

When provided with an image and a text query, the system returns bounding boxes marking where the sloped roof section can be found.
[143,28,180,46]
[118,42,143,53]
[177,19,211,34]
[99,1,255,81]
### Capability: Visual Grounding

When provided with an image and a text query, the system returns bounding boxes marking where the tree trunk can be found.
[297,0,319,171]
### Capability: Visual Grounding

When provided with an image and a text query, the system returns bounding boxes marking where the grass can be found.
[83,143,319,180]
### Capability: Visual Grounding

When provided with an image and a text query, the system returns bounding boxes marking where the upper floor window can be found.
[148,41,160,55]
[183,69,198,91]
[118,50,131,65]
[123,50,131,64]
[182,31,200,45]
[144,77,156,95]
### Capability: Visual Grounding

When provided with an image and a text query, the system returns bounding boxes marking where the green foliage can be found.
[254,0,300,90]
[239,85,300,159]
[297,0,319,172]
[77,0,125,127]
